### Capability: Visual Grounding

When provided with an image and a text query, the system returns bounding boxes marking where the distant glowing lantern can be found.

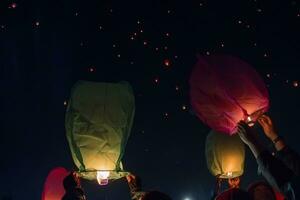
[9,3,17,9]
[205,130,245,179]
[65,81,135,185]
[164,59,171,67]
[190,55,269,135]
[89,67,95,72]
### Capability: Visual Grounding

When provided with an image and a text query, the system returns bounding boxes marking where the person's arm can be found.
[126,174,146,200]
[237,122,293,192]
[258,115,300,176]
[237,122,264,159]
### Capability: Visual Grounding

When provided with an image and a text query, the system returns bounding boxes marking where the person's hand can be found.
[228,177,240,189]
[126,174,136,183]
[72,171,81,186]
[258,115,278,141]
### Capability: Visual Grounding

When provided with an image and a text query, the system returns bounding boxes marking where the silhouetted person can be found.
[62,172,86,200]
[248,181,276,200]
[215,188,251,200]
[237,114,300,200]
[126,174,172,200]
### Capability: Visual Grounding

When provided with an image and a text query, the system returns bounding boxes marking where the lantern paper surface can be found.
[205,130,245,179]
[190,55,269,134]
[41,167,69,200]
[65,81,135,180]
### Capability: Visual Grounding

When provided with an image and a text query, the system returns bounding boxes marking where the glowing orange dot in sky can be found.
[164,59,171,67]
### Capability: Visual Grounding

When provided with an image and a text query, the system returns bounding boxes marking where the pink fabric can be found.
[190,55,269,135]
[41,167,69,200]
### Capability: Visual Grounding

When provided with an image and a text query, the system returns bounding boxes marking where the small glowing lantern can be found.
[205,130,245,179]
[65,81,135,184]
[164,59,171,67]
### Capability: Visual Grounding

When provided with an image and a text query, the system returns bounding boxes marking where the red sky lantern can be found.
[190,55,269,135]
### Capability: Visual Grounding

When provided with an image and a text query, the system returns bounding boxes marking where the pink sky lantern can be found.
[190,55,269,135]
[41,167,69,200]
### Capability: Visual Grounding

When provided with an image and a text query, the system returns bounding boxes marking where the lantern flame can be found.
[246,116,255,127]
[247,116,252,122]
[96,171,110,185]
[226,171,233,177]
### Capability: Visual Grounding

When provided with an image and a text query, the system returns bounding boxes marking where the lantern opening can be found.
[97,171,110,186]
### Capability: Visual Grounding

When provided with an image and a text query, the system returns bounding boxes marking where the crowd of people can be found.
[61,114,299,200]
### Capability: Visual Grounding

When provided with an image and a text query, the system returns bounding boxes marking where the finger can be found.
[259,116,268,124]
[257,119,263,126]
[258,118,265,126]
[259,115,267,121]
[265,116,272,124]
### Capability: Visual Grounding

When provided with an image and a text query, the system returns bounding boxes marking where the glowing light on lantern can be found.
[97,171,110,185]
[246,116,255,127]
[226,172,233,177]
[247,116,252,122]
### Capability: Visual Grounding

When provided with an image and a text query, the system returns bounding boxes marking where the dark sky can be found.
[1,0,300,199]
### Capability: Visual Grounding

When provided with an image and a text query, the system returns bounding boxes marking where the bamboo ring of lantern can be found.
[77,170,130,185]
[205,130,245,179]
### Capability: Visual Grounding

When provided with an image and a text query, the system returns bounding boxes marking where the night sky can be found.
[1,0,300,199]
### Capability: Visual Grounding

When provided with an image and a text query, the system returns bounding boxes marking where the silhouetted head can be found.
[248,181,276,200]
[142,191,172,200]
[215,188,251,200]
[63,172,80,191]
